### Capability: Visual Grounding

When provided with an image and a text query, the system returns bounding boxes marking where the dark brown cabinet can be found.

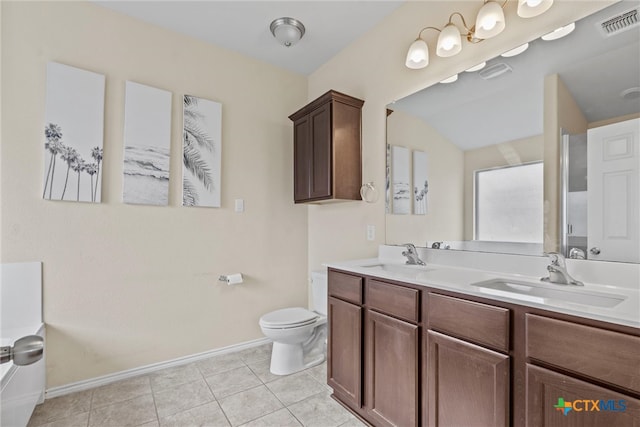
[327,296,362,409]
[289,90,364,204]
[525,314,640,426]
[526,364,640,427]
[327,268,640,427]
[425,293,511,427]
[366,310,419,427]
[426,330,510,427]
[327,270,363,409]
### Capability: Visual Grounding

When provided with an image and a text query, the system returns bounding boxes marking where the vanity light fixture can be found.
[406,0,553,70]
[465,61,487,72]
[475,1,507,39]
[541,22,575,40]
[517,0,554,18]
[405,35,432,69]
[440,74,459,84]
[501,42,529,57]
[270,17,305,47]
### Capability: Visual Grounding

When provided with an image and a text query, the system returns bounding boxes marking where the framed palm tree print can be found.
[43,62,105,203]
[182,95,222,207]
[413,150,428,215]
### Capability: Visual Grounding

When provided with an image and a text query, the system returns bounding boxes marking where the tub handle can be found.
[0,335,44,366]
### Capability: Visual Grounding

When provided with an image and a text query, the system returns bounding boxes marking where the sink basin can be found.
[471,279,627,308]
[362,263,434,280]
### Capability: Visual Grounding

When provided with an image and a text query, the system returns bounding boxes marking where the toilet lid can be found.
[259,307,319,328]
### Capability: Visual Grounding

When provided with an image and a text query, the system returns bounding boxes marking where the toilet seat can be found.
[259,307,319,329]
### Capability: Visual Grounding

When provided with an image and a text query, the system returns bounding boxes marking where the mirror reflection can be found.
[386,2,640,262]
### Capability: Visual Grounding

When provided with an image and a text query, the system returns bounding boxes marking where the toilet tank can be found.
[310,270,328,316]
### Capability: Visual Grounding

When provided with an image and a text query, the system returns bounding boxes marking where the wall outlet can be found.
[366,224,375,241]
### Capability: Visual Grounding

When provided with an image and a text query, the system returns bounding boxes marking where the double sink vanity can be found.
[325,245,639,427]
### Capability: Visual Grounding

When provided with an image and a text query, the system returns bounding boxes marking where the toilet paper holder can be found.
[219,273,243,285]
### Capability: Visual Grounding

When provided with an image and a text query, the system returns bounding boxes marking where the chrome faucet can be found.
[401,243,426,266]
[541,252,583,286]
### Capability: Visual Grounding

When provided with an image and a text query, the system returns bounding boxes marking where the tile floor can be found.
[27,343,365,427]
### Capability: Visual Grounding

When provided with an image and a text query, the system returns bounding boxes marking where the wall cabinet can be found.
[327,267,640,427]
[288,90,364,203]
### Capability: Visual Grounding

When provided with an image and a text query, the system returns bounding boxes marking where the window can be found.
[474,162,543,243]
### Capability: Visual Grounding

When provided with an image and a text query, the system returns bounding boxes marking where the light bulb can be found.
[436,24,462,58]
[518,0,553,18]
[475,1,505,39]
[405,39,429,69]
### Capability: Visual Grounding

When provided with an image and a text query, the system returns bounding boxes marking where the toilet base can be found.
[269,342,325,375]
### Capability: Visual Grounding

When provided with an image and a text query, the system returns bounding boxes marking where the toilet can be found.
[259,271,328,375]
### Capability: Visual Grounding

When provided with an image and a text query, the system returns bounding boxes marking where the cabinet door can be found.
[527,364,640,427]
[365,310,419,427]
[309,102,332,199]
[327,296,362,408]
[426,330,509,427]
[293,115,311,202]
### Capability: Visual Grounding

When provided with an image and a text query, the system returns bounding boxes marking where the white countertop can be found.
[326,258,640,329]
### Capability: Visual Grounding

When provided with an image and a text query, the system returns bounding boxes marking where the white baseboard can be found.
[45,337,271,399]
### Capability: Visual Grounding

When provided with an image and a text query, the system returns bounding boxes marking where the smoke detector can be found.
[621,87,640,101]
[599,7,639,37]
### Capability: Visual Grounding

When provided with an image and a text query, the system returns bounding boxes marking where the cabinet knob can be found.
[589,247,601,255]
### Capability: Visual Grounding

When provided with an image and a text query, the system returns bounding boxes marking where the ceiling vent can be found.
[599,7,639,36]
[479,63,513,80]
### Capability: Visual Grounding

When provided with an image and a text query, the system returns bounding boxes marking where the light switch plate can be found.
[234,199,244,213]
[367,224,375,241]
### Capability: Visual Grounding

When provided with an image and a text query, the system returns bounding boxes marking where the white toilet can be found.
[259,271,328,375]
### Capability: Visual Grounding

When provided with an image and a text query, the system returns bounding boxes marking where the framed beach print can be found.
[391,145,411,215]
[123,81,172,206]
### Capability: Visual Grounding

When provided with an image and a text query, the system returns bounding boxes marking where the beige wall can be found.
[543,74,588,252]
[307,0,611,270]
[463,135,544,240]
[589,112,640,129]
[385,110,464,245]
[1,2,308,388]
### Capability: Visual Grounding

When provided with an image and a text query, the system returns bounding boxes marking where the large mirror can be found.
[386,1,640,262]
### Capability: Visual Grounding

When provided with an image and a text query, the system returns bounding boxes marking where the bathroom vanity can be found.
[326,254,640,427]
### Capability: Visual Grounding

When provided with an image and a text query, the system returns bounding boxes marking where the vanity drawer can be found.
[428,293,510,352]
[328,270,363,304]
[366,279,419,323]
[526,314,640,394]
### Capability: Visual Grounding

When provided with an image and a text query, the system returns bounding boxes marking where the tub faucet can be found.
[541,252,583,286]
[401,244,426,266]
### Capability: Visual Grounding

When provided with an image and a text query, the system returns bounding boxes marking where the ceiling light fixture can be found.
[501,42,529,57]
[517,0,554,18]
[541,22,575,40]
[465,62,487,72]
[406,0,552,70]
[440,74,459,84]
[270,17,305,47]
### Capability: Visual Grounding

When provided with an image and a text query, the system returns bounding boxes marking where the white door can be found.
[587,118,640,263]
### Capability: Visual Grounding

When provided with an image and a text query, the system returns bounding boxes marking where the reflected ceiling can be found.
[391,2,640,151]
